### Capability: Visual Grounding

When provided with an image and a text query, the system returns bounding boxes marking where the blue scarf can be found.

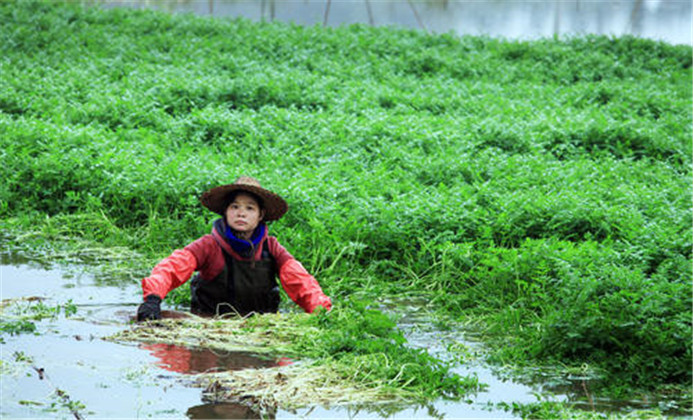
[224,222,266,258]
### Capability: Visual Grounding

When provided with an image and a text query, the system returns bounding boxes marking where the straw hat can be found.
[200,177,288,221]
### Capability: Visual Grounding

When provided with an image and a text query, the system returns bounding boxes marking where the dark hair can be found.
[224,190,264,210]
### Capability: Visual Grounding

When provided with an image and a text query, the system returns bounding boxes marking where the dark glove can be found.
[137,294,162,321]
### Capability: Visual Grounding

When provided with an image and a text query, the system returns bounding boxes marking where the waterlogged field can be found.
[0,0,691,418]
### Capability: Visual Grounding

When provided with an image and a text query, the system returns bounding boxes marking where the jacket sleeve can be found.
[141,249,198,301]
[267,237,332,313]
[279,259,332,313]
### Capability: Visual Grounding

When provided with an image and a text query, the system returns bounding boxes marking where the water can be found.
[0,255,688,418]
[100,0,692,45]
[0,260,196,418]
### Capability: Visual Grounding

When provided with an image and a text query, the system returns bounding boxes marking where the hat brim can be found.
[200,184,288,221]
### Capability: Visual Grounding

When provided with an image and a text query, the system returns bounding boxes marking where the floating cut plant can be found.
[107,301,482,409]
[195,362,404,410]
[0,298,78,338]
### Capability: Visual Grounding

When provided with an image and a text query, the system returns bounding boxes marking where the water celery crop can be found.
[1,0,690,399]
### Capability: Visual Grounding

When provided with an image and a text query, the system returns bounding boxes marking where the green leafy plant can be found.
[0,0,690,402]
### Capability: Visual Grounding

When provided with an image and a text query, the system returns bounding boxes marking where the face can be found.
[224,193,265,239]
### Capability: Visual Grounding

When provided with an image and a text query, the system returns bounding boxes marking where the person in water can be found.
[136,176,332,320]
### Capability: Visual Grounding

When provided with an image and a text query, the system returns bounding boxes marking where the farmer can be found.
[136,176,332,321]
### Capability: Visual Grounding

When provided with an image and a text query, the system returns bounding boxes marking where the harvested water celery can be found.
[108,301,483,409]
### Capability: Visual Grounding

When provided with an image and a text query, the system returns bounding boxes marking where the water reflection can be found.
[142,343,288,374]
[0,261,203,418]
[100,0,692,45]
[500,366,693,416]
[187,402,273,419]
[382,296,693,418]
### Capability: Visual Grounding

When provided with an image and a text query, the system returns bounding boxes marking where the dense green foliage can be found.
[0,0,690,396]
[299,300,478,398]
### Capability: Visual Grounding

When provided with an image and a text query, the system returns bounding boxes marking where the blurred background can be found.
[97,0,692,45]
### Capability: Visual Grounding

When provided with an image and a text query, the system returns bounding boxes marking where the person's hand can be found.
[137,294,162,321]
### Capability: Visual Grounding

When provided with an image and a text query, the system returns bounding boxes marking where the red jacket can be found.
[141,225,332,314]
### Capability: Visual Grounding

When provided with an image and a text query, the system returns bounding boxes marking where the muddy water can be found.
[0,255,686,418]
[1,259,196,418]
[0,256,528,418]
[0,257,276,418]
